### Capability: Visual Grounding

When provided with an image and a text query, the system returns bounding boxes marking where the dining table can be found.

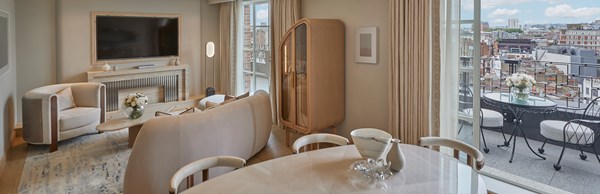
[182,144,487,194]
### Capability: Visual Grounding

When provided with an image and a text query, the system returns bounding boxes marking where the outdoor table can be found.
[482,92,557,163]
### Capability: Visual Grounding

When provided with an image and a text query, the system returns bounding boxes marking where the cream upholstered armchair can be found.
[22,82,106,152]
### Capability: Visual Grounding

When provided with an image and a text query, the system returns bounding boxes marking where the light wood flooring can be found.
[0,126,305,193]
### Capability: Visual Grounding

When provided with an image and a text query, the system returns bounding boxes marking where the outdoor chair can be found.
[539,96,600,171]
[459,83,506,153]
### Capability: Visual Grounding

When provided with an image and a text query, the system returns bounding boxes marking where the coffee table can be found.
[97,107,172,147]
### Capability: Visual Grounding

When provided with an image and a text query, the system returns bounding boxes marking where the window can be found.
[237,0,270,95]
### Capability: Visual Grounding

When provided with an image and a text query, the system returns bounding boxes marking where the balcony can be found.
[460,59,600,193]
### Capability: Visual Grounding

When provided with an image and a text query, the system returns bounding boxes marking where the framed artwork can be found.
[355,27,377,64]
[0,10,8,77]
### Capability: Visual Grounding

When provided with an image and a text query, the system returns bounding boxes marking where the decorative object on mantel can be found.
[386,138,405,172]
[355,27,378,64]
[175,57,181,66]
[350,128,392,160]
[102,62,112,71]
[123,92,148,119]
[505,73,536,100]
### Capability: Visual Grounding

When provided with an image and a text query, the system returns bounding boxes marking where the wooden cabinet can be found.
[278,18,345,144]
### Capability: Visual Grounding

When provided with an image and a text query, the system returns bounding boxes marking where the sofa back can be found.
[123,90,272,194]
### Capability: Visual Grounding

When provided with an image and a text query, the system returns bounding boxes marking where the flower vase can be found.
[125,106,145,119]
[386,138,405,172]
[511,87,530,100]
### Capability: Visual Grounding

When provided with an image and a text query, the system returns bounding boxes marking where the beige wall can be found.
[15,0,221,121]
[0,0,16,163]
[15,0,57,123]
[301,0,390,137]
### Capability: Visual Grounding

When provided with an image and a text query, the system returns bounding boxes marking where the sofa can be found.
[123,90,272,194]
[22,82,106,152]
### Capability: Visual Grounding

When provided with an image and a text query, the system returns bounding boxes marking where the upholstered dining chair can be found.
[292,133,349,154]
[539,96,600,171]
[420,137,485,170]
[22,82,106,152]
[459,83,506,153]
[169,156,246,194]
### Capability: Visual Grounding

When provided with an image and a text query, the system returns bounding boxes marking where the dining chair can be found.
[169,156,246,194]
[458,83,506,153]
[420,137,485,170]
[539,96,600,171]
[292,133,349,154]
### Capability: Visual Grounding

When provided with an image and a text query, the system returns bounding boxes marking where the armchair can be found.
[539,97,600,171]
[22,82,106,152]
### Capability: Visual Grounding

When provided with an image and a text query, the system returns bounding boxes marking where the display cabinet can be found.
[278,18,345,145]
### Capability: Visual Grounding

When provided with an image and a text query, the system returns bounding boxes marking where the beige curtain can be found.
[389,0,440,145]
[270,0,301,125]
[219,2,237,95]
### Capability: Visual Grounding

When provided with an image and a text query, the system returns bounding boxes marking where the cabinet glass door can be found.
[295,24,308,128]
[281,34,294,123]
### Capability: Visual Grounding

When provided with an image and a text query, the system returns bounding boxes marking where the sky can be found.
[463,0,600,27]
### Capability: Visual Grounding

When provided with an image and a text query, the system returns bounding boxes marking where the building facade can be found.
[559,29,600,52]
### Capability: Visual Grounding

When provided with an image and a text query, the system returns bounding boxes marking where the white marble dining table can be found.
[182,144,487,194]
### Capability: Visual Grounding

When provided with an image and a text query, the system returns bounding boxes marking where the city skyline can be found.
[463,0,600,27]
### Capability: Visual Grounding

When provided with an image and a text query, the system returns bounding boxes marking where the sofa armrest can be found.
[22,92,59,149]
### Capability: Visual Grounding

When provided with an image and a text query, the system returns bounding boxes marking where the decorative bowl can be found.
[350,128,392,160]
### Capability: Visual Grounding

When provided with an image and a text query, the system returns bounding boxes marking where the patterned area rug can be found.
[18,130,130,194]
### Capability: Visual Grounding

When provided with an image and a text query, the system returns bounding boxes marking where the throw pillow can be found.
[205,101,221,110]
[155,107,200,117]
[236,92,250,100]
[56,87,77,110]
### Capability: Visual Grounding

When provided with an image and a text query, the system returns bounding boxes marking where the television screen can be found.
[96,16,179,60]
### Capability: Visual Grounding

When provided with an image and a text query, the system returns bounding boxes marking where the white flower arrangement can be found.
[505,73,536,91]
[123,93,148,108]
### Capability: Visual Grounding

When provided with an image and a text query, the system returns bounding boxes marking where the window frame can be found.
[236,0,271,95]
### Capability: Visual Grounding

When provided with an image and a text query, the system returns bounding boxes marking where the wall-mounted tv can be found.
[93,13,180,63]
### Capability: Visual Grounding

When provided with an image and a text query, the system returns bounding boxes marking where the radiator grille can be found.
[103,75,179,111]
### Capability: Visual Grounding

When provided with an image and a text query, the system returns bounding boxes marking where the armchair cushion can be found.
[59,107,101,131]
[57,87,77,110]
[540,120,594,145]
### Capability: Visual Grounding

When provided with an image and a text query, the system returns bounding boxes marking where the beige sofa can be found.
[123,90,272,194]
[22,82,106,152]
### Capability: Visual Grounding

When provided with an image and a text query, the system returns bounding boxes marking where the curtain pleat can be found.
[219,2,237,95]
[270,0,301,125]
[389,0,440,145]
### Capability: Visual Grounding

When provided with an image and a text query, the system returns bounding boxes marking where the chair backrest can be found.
[582,96,600,120]
[292,133,349,154]
[419,137,484,170]
[169,156,246,194]
[458,83,474,111]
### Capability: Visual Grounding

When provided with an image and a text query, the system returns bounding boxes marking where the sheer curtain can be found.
[389,0,440,144]
[439,0,460,139]
[219,1,237,95]
[270,0,300,125]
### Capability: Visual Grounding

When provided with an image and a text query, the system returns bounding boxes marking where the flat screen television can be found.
[95,15,179,61]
